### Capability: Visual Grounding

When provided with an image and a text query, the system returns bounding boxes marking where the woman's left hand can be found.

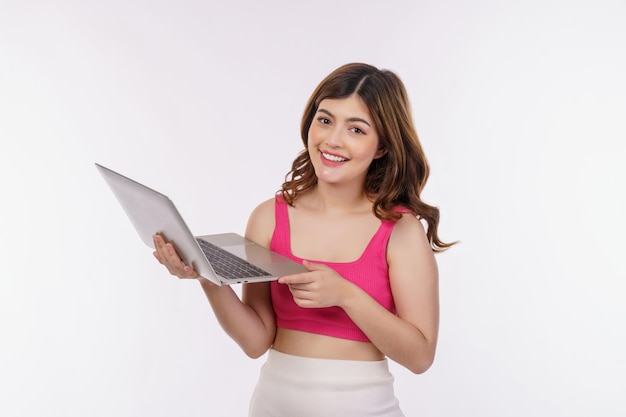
[278,260,354,309]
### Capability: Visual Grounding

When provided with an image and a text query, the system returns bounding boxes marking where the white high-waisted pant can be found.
[248,349,405,417]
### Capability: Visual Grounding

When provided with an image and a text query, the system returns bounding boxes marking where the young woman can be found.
[153,63,454,417]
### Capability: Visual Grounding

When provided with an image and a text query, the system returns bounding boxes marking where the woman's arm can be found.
[343,214,439,373]
[153,198,277,358]
[196,280,274,359]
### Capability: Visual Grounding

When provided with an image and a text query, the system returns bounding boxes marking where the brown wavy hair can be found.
[280,63,454,252]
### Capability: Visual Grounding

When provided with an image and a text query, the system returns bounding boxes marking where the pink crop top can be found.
[270,195,409,342]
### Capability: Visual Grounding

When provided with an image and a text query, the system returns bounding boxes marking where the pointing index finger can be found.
[278,273,310,285]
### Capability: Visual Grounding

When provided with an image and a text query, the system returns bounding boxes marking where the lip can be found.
[319,149,349,163]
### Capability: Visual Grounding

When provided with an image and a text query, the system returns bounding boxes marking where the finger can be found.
[153,235,171,262]
[290,290,316,308]
[153,234,176,256]
[289,287,312,301]
[288,283,313,293]
[170,260,198,278]
[182,264,199,278]
[278,273,313,285]
[302,259,316,271]
[155,244,178,272]
[153,234,167,252]
[302,259,332,272]
[160,241,184,267]
[153,235,197,278]
[153,251,163,264]
[292,298,315,308]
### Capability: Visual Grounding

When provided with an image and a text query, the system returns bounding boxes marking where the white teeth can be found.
[321,151,347,162]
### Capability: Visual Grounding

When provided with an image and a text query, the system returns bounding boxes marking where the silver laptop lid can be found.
[95,163,217,281]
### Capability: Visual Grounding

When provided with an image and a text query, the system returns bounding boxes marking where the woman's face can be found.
[307,94,384,188]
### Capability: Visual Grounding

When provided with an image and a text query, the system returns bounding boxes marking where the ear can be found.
[374,147,388,159]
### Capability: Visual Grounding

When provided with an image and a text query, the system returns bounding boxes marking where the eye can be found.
[350,126,365,134]
[317,117,331,125]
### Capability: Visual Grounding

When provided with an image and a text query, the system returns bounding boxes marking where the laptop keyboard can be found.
[196,238,271,280]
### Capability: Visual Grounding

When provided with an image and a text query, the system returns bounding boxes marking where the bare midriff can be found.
[272,328,385,361]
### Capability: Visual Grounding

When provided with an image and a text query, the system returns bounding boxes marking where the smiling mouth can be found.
[320,150,348,162]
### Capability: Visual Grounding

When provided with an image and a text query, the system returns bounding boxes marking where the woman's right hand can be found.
[152,234,200,279]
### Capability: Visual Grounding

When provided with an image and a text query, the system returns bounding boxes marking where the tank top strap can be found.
[364,206,413,259]
[392,205,413,214]
[272,193,292,255]
[364,220,393,261]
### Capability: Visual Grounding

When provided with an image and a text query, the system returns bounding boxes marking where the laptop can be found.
[95,163,306,285]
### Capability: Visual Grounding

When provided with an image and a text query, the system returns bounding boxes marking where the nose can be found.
[325,126,343,148]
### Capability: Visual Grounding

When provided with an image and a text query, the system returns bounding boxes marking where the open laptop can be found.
[95,163,306,285]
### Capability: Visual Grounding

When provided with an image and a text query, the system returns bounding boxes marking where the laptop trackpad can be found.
[223,244,306,275]
[223,244,287,265]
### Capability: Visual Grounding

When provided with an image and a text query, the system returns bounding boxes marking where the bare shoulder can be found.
[387,213,437,281]
[245,197,276,248]
[388,214,431,256]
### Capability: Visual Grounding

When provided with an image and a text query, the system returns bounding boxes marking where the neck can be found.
[309,181,372,214]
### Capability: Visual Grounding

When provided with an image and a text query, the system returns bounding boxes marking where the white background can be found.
[1,0,625,416]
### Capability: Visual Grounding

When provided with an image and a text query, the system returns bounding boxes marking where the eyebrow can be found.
[317,108,372,128]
